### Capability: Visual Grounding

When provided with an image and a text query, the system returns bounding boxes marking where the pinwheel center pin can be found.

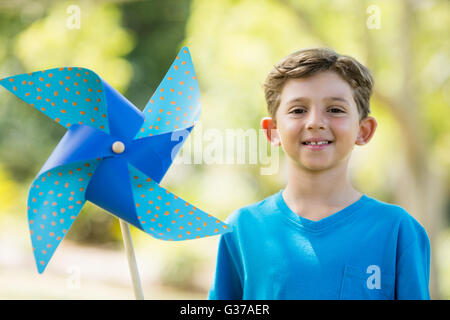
[112,141,125,154]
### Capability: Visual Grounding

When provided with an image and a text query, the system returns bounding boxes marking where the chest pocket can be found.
[339,264,395,300]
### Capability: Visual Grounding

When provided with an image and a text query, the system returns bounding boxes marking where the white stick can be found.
[119,219,145,300]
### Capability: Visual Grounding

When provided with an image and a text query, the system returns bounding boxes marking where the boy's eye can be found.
[289,107,345,114]
[290,108,305,114]
[329,107,345,113]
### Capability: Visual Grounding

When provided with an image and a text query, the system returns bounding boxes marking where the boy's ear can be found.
[261,117,282,146]
[356,116,377,145]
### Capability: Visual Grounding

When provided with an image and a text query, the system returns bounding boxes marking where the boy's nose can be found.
[305,108,326,130]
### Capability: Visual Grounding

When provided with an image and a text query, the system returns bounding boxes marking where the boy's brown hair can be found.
[263,48,374,122]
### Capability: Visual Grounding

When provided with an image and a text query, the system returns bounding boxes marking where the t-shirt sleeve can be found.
[395,213,431,300]
[207,232,243,300]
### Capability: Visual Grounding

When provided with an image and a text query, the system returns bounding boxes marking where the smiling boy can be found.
[208,48,430,300]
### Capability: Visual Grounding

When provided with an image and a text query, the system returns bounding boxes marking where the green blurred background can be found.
[0,0,448,299]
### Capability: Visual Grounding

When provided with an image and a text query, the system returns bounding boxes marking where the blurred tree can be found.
[0,0,192,244]
[121,0,191,109]
[0,1,135,181]
[159,246,204,291]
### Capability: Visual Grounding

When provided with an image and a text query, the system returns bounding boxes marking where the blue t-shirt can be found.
[208,190,430,300]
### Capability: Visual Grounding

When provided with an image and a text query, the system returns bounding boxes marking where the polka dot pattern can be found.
[0,47,232,274]
[0,67,110,133]
[28,159,100,273]
[134,47,201,139]
[128,164,231,241]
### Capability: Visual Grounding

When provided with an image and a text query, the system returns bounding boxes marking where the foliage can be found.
[159,246,203,291]
[0,164,21,215]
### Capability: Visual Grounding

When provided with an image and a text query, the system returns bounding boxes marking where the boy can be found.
[208,48,430,300]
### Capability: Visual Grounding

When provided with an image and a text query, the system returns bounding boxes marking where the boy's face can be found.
[262,71,377,172]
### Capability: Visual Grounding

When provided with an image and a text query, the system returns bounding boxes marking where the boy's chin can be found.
[290,158,335,172]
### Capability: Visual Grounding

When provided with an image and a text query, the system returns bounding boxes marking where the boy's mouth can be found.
[301,140,334,150]
[301,140,333,146]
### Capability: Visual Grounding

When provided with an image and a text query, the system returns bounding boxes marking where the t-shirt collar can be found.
[274,189,370,232]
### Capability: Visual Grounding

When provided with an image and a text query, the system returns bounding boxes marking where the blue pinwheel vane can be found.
[0,47,232,281]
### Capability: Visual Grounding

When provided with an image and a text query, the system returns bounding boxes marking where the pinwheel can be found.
[0,47,231,297]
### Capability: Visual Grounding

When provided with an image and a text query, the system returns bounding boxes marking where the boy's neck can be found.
[282,159,362,221]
